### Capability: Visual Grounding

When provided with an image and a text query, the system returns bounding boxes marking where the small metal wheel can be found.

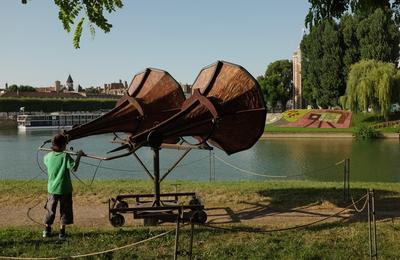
[191,210,207,224]
[115,200,129,210]
[110,214,125,227]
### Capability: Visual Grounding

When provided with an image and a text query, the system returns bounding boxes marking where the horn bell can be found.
[64,68,185,141]
[129,61,266,155]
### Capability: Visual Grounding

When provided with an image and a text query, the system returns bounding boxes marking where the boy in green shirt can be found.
[42,134,84,240]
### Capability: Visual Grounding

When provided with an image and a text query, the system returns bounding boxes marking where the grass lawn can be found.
[1,180,400,259]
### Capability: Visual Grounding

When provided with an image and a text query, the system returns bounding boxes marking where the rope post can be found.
[174,210,181,260]
[346,158,350,201]
[367,189,378,259]
[371,189,378,259]
[188,220,195,260]
[343,158,350,202]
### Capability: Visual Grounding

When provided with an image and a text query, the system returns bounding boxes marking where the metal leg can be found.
[153,147,161,206]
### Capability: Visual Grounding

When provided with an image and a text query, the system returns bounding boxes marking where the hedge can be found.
[0,98,117,112]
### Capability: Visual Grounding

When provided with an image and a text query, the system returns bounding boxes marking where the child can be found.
[42,133,84,240]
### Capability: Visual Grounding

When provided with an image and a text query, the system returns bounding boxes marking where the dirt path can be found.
[0,199,358,229]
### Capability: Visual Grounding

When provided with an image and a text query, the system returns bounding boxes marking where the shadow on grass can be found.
[205,188,400,225]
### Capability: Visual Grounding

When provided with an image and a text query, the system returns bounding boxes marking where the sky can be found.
[0,0,310,88]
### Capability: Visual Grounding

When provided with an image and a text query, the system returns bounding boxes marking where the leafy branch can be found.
[52,0,123,48]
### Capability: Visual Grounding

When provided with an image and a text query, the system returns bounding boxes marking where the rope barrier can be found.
[214,155,344,179]
[200,193,369,234]
[0,229,174,259]
[351,194,369,213]
[214,156,295,178]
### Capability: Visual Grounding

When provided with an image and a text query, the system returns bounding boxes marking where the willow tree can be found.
[341,59,400,119]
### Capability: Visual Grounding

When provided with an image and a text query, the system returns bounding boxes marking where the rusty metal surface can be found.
[189,61,266,154]
[129,61,266,154]
[65,69,185,141]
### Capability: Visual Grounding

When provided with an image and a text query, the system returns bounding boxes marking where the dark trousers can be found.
[43,193,74,225]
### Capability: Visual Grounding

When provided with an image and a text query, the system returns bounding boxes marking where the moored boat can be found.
[17,112,105,131]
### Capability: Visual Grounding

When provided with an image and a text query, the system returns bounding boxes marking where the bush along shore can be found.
[0,180,400,259]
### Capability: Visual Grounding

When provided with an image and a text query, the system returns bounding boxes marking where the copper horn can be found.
[129,61,267,155]
[64,68,186,141]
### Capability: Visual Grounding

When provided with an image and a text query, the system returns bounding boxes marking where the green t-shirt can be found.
[44,152,75,194]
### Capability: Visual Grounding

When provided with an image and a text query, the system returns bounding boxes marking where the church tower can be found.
[66,74,74,91]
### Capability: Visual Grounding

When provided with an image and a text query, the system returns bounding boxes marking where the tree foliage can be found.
[52,0,124,48]
[85,86,102,94]
[7,85,36,92]
[257,60,293,111]
[301,19,344,108]
[305,0,398,28]
[356,8,400,63]
[301,7,400,108]
[340,59,400,119]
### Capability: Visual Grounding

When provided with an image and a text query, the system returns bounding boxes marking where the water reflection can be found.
[0,129,399,182]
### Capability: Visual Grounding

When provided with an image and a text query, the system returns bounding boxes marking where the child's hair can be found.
[51,134,68,152]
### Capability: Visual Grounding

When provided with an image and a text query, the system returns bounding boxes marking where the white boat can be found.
[17,112,105,131]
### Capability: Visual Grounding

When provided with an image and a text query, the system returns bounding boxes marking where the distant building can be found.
[0,83,6,94]
[292,48,303,109]
[103,80,127,96]
[66,74,74,91]
[181,84,192,96]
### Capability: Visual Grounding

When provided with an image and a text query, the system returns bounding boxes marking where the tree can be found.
[258,60,293,112]
[340,59,400,119]
[356,8,400,63]
[339,8,400,76]
[7,84,36,92]
[340,14,360,77]
[23,0,124,49]
[85,86,101,94]
[305,0,397,28]
[301,19,344,108]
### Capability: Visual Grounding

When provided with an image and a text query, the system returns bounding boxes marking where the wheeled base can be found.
[108,192,207,227]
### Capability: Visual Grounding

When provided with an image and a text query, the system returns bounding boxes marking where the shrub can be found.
[354,124,382,139]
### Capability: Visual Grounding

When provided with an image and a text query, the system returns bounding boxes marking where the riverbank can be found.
[0,180,399,258]
[261,132,400,138]
[0,119,16,129]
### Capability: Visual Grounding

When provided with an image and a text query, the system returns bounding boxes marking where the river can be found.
[0,129,399,182]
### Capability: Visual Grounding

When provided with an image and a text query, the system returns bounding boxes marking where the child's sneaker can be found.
[58,230,67,240]
[42,227,52,238]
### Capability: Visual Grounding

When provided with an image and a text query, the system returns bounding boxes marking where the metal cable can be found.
[80,155,210,173]
[0,229,174,259]
[200,193,368,234]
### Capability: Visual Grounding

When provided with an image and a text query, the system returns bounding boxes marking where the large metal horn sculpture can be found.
[128,61,266,154]
[64,68,186,141]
